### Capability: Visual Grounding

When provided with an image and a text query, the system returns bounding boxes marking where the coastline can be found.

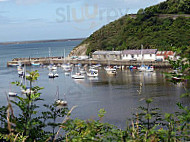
[0,38,85,45]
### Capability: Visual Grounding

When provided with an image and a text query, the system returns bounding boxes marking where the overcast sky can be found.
[0,0,165,42]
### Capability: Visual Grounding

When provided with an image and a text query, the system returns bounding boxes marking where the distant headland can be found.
[0,38,85,45]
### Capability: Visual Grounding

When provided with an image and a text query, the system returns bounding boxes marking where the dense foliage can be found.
[145,0,190,14]
[79,0,190,55]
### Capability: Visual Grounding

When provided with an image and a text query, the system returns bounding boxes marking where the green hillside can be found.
[78,0,190,55]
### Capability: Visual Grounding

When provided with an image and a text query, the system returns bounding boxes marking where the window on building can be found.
[131,54,134,58]
[150,54,152,57]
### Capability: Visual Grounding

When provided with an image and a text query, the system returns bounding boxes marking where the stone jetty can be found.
[7,57,172,68]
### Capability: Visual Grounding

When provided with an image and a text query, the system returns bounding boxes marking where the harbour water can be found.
[0,40,189,129]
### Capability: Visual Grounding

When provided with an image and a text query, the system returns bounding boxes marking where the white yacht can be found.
[72,73,85,79]
[104,66,117,75]
[86,71,98,77]
[55,87,67,106]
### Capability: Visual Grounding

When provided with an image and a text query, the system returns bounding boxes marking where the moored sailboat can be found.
[55,86,67,106]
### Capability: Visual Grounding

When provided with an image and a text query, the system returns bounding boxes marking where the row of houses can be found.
[92,49,180,61]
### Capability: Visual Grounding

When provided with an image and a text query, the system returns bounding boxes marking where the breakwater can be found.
[7,57,172,68]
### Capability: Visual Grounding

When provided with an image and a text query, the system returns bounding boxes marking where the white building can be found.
[122,49,157,61]
[92,51,121,60]
[156,51,179,61]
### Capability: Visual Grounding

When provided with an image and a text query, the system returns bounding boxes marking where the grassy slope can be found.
[78,0,190,55]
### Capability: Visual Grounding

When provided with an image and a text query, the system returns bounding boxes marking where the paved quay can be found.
[7,57,172,68]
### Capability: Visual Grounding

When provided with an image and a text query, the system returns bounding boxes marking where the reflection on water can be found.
[0,66,189,129]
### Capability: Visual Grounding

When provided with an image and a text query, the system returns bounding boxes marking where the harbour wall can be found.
[7,57,172,68]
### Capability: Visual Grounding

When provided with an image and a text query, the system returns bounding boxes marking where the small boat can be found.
[138,45,154,72]
[138,65,146,72]
[21,87,34,94]
[8,83,18,97]
[79,68,86,74]
[54,73,59,77]
[72,73,85,79]
[172,77,182,81]
[55,87,67,106]
[8,92,17,97]
[17,66,23,71]
[104,66,117,75]
[87,71,98,77]
[95,63,101,67]
[89,68,98,73]
[48,72,55,78]
[75,63,81,67]
[62,64,72,72]
[146,66,154,72]
[65,72,70,76]
[48,65,57,70]
[56,99,67,106]
[31,62,40,66]
[138,65,154,72]
[171,71,184,82]
[18,70,24,77]
[62,63,72,70]
[57,64,61,67]
[51,65,57,70]
[48,72,59,78]
[8,63,19,67]
[113,65,120,69]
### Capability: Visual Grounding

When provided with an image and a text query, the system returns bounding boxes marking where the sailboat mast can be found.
[64,48,66,63]
[57,86,59,99]
[49,47,51,64]
[24,65,27,87]
[141,44,144,65]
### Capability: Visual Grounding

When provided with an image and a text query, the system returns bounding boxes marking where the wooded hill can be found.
[77,0,190,55]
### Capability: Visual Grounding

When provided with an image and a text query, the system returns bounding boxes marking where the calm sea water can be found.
[0,40,189,129]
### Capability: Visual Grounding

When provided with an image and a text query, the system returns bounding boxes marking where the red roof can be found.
[156,51,174,59]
